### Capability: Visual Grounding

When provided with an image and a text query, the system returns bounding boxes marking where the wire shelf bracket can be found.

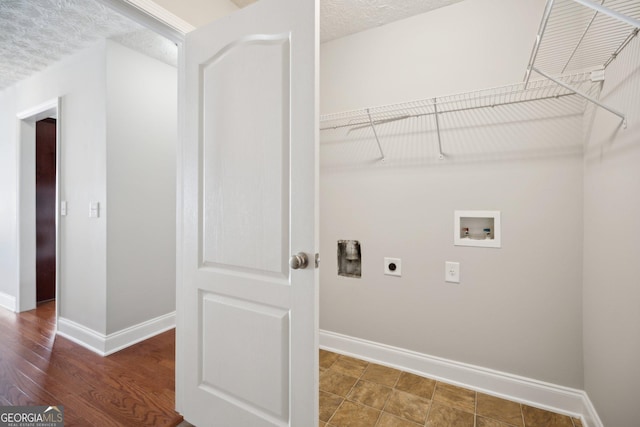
[524,0,640,128]
[365,108,386,161]
[433,98,445,160]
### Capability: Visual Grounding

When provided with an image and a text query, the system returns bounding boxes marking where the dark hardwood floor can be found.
[0,301,183,426]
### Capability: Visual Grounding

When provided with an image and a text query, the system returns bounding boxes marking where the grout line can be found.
[376,373,399,426]
[423,382,439,427]
[325,397,345,427]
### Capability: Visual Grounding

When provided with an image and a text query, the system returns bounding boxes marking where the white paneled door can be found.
[178,0,318,425]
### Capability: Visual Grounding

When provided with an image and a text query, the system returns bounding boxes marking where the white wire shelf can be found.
[526,0,640,77]
[319,1,640,163]
[320,73,596,162]
[523,0,640,125]
[320,72,593,131]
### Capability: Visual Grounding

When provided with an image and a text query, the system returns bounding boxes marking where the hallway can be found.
[0,302,182,426]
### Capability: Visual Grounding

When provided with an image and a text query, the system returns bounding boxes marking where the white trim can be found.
[16,99,59,121]
[320,329,602,427]
[98,0,192,41]
[124,0,195,33]
[57,317,107,354]
[16,98,61,313]
[57,311,176,356]
[582,393,604,427]
[0,292,17,312]
[105,311,176,355]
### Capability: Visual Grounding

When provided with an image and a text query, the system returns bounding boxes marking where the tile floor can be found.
[320,350,583,427]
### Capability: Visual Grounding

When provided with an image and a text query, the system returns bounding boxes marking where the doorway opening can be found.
[17,98,61,320]
[36,118,57,304]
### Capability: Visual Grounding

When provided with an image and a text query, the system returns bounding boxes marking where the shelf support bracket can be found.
[433,99,445,160]
[366,108,386,161]
[524,0,555,88]
[533,67,627,128]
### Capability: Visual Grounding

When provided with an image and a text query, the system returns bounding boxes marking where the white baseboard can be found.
[581,393,604,427]
[0,292,17,312]
[57,311,176,356]
[320,329,603,427]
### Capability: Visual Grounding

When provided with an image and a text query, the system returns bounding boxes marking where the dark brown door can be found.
[36,118,56,303]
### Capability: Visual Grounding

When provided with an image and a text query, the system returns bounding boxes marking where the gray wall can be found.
[105,41,177,334]
[583,38,640,427]
[0,40,177,338]
[0,87,18,303]
[320,0,586,389]
[0,45,109,331]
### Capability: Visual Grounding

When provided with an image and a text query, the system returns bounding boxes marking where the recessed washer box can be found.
[454,210,501,248]
[384,258,401,277]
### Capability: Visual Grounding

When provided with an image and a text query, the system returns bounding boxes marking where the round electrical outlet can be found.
[384,257,402,276]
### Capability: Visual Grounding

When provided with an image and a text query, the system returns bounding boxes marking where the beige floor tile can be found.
[522,405,574,427]
[318,353,575,427]
[361,363,402,388]
[320,391,344,422]
[395,371,437,400]
[432,382,476,414]
[383,389,430,424]
[331,355,369,378]
[377,412,423,427]
[329,400,381,427]
[347,380,393,410]
[476,393,523,426]
[426,402,474,427]
[320,350,341,369]
[320,369,359,397]
[476,415,519,427]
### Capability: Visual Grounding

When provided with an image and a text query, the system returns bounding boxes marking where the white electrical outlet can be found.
[445,261,460,283]
[384,258,401,277]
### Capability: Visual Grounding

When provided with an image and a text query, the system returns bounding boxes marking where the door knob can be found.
[289,252,309,270]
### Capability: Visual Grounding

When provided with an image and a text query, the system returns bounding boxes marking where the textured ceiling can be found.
[0,0,463,91]
[320,0,464,42]
[229,0,465,42]
[0,0,177,91]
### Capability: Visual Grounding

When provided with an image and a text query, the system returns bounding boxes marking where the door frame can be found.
[97,0,185,413]
[16,98,61,316]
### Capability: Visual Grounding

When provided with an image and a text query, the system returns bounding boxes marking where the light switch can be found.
[445,261,460,283]
[60,201,67,216]
[89,201,100,218]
